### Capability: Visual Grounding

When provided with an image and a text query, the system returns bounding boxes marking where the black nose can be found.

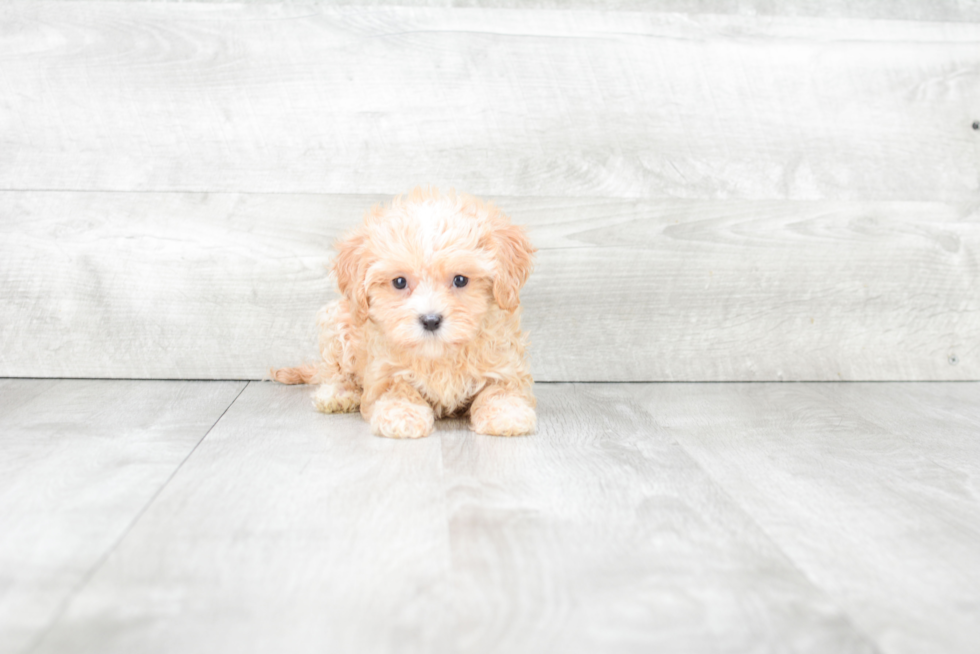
[420,314,442,332]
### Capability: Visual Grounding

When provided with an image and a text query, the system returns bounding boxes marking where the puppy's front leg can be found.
[470,386,536,437]
[365,381,434,439]
[313,381,361,414]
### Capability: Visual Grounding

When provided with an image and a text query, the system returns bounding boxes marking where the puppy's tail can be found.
[270,364,321,385]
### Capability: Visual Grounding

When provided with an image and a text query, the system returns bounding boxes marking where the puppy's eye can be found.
[453,275,468,288]
[392,277,407,290]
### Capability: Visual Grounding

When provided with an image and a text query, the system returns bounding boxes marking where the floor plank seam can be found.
[21,381,251,654]
[645,409,888,653]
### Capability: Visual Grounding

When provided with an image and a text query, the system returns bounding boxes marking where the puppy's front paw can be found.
[313,382,361,414]
[371,397,435,439]
[471,394,536,437]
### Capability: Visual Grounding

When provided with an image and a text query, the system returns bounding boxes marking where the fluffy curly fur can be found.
[272,188,537,439]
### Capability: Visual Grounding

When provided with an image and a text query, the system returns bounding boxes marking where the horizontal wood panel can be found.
[523,197,980,381]
[1,191,976,381]
[1,3,978,200]
[36,0,980,24]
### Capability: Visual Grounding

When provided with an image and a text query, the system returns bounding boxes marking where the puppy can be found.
[273,187,537,439]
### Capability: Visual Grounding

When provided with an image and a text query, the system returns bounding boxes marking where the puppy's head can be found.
[333,188,535,356]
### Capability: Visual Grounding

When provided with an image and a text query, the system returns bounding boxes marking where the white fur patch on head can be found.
[411,200,445,258]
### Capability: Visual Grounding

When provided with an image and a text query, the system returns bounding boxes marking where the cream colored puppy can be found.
[273,188,536,439]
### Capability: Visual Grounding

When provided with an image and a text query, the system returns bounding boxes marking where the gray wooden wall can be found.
[1,1,978,381]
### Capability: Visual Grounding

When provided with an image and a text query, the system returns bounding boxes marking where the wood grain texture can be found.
[30,381,453,654]
[0,191,343,380]
[2,3,978,200]
[29,382,879,654]
[439,383,876,653]
[38,0,980,23]
[641,382,980,654]
[0,379,244,654]
[1,191,977,381]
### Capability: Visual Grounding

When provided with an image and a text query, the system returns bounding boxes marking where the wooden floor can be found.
[1,380,978,653]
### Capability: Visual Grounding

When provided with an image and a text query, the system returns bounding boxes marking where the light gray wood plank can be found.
[37,0,980,24]
[523,198,979,382]
[0,191,341,380]
[2,3,978,201]
[2,191,977,381]
[0,379,244,654]
[30,381,451,654]
[439,383,875,653]
[640,382,980,654]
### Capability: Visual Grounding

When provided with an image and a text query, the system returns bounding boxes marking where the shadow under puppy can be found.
[273,188,537,439]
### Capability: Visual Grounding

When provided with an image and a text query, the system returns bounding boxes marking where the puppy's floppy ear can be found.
[333,228,371,323]
[491,220,536,312]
